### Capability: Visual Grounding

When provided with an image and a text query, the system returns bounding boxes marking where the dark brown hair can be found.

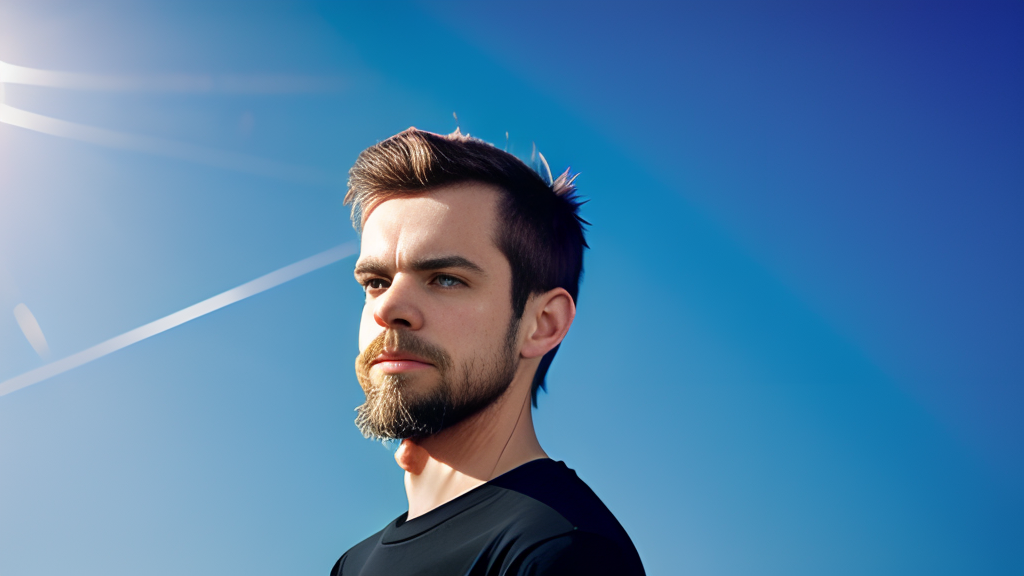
[345,128,588,405]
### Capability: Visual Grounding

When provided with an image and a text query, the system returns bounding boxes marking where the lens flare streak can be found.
[0,242,357,398]
[0,59,346,93]
[0,103,339,186]
[12,303,51,359]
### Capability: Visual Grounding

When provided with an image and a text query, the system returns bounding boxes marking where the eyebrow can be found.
[353,258,390,278]
[354,255,486,277]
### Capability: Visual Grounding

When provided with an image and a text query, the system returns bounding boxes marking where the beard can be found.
[354,319,520,441]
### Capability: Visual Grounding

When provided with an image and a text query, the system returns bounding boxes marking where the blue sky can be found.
[0,2,1021,575]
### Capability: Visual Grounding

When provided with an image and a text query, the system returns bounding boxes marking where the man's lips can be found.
[370,352,434,373]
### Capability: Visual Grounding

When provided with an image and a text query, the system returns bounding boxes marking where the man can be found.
[331,128,645,576]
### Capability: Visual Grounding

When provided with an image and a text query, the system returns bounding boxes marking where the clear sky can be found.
[0,2,1021,575]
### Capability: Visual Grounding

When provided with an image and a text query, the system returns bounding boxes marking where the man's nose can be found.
[372,274,424,330]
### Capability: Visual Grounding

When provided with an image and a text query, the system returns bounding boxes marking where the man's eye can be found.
[364,278,389,292]
[435,275,462,288]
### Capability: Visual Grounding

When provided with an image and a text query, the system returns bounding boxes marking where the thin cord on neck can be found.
[490,392,530,480]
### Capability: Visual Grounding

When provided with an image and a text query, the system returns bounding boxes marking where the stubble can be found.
[354,322,519,441]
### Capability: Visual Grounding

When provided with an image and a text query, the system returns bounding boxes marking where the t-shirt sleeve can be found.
[516,531,646,576]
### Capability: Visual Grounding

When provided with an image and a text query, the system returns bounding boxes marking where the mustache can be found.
[355,330,452,388]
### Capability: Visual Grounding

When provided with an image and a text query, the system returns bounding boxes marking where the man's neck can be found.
[396,387,547,520]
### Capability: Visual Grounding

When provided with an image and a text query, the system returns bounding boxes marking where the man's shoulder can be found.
[490,459,637,551]
[479,458,646,574]
[512,530,647,576]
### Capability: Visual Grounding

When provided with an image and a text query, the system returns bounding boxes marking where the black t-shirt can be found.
[330,459,645,576]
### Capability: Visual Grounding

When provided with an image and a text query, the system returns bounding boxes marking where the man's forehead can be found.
[357,183,503,265]
[359,182,501,228]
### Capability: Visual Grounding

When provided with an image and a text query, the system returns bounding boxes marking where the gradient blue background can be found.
[0,2,1021,575]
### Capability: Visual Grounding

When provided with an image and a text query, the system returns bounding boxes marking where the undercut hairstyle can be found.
[345,128,588,406]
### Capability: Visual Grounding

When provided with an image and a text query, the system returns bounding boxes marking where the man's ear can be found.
[520,288,576,360]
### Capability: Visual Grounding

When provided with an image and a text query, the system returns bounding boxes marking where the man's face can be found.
[352,183,520,440]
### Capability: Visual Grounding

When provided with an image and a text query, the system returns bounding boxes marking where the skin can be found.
[354,182,576,520]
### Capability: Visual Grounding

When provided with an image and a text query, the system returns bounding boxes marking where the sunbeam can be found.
[0,59,346,93]
[0,241,357,398]
[0,102,341,186]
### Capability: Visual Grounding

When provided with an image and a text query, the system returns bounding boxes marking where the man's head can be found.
[345,128,587,440]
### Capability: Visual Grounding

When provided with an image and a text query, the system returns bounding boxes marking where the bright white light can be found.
[0,242,357,398]
[0,58,342,184]
[12,303,51,359]
[0,102,339,186]
[0,59,345,93]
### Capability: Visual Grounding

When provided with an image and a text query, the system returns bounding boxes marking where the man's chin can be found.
[354,410,447,442]
[355,382,452,441]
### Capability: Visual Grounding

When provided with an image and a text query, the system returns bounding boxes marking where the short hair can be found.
[345,128,588,405]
